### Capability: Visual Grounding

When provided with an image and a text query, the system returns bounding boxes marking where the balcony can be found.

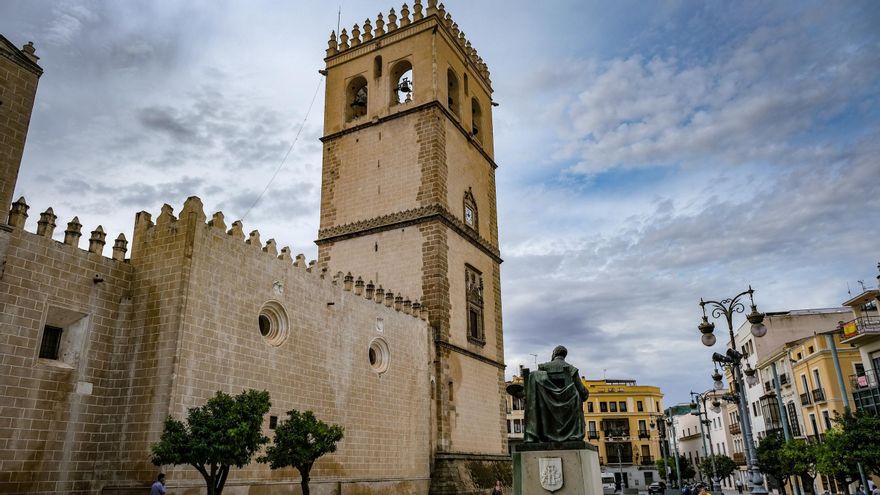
[840,315,880,344]
[780,373,789,385]
[812,388,826,403]
[729,422,741,435]
[638,429,650,439]
[605,429,630,438]
[851,368,880,390]
[851,369,880,415]
[588,431,600,440]
[800,392,812,406]
[640,456,654,466]
[732,452,746,465]
[607,454,634,464]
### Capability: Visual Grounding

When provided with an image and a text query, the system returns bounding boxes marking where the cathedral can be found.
[0,1,507,494]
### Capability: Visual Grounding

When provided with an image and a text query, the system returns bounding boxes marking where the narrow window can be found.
[448,381,454,401]
[619,401,627,412]
[609,402,617,413]
[447,68,460,116]
[471,97,483,141]
[600,401,608,413]
[587,402,594,413]
[465,265,484,344]
[269,415,278,429]
[346,76,368,121]
[637,400,644,412]
[463,72,469,95]
[390,59,413,105]
[39,325,63,360]
[373,55,383,78]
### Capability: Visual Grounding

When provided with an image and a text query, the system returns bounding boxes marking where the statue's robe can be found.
[523,359,588,443]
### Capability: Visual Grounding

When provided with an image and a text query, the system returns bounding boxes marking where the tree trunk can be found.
[301,472,310,495]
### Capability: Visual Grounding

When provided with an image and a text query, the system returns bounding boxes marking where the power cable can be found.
[242,74,324,221]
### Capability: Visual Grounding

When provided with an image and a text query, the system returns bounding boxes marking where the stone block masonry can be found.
[0,196,432,494]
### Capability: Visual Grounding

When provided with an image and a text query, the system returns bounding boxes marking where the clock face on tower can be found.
[465,206,474,226]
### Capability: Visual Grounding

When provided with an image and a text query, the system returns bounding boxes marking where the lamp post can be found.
[691,391,723,494]
[651,414,669,486]
[698,286,768,495]
[666,413,682,488]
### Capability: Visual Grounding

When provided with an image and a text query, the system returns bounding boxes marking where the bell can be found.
[397,77,412,94]
[350,87,368,108]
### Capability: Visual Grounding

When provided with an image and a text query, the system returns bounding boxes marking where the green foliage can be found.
[657,455,696,483]
[260,409,344,495]
[151,389,271,495]
[780,438,819,490]
[757,432,794,487]
[699,455,737,481]
[827,409,880,476]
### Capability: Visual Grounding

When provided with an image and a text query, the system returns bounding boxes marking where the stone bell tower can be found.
[316,0,508,490]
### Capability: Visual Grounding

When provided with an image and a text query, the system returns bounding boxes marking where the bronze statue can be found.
[507,345,589,443]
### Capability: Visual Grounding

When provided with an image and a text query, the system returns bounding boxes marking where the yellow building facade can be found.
[789,333,861,440]
[583,379,665,490]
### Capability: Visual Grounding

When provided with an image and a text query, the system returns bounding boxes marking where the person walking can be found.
[736,479,743,494]
[871,485,880,495]
[491,479,504,495]
[856,486,866,495]
[150,473,166,495]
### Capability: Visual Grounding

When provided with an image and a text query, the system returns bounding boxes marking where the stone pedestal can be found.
[512,441,602,495]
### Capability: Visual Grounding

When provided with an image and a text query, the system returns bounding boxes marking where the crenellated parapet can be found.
[325,0,491,88]
[133,196,428,321]
[5,196,129,262]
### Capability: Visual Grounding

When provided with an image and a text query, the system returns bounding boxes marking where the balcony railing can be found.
[850,368,880,390]
[812,388,826,403]
[800,392,812,406]
[605,429,630,438]
[841,315,880,342]
[640,456,654,465]
[638,429,650,439]
[588,431,600,440]
[732,452,746,465]
[729,422,741,435]
[607,455,634,464]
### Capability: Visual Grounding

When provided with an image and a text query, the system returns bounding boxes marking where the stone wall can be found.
[0,202,133,494]
[0,196,434,494]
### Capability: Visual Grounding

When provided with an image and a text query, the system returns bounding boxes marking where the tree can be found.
[699,455,737,482]
[829,410,880,476]
[817,426,854,495]
[151,389,271,495]
[260,409,345,495]
[757,432,795,492]
[657,454,697,484]
[781,439,820,495]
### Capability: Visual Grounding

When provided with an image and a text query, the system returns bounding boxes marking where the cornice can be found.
[435,340,505,370]
[316,204,502,264]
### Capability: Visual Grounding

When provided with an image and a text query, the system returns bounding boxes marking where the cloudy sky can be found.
[3,0,879,405]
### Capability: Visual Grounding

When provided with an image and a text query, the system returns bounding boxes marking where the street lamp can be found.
[698,286,769,495]
[651,413,670,486]
[691,390,723,494]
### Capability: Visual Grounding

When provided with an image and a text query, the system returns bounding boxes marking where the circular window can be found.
[368,338,390,374]
[258,301,289,346]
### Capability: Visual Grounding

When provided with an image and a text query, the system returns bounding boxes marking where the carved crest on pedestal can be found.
[539,457,563,492]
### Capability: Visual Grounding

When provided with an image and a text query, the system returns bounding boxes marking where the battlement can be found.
[326,0,491,88]
[133,196,428,320]
[5,196,129,262]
